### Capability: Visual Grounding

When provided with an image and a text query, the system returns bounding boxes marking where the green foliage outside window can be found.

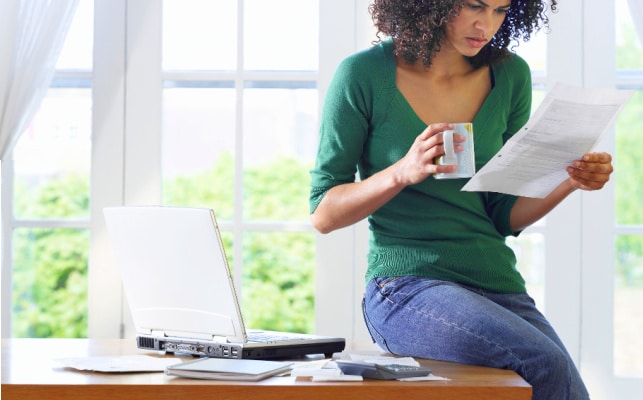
[12,228,89,337]
[12,174,90,337]
[242,231,315,333]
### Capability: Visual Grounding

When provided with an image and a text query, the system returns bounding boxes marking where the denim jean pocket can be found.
[361,297,393,353]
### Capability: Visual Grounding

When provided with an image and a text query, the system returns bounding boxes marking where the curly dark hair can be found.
[369,0,558,68]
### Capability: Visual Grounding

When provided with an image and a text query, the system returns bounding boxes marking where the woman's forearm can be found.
[510,152,613,232]
[310,166,406,234]
[510,179,577,232]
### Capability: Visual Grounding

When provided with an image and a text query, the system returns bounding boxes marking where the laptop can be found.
[103,205,345,359]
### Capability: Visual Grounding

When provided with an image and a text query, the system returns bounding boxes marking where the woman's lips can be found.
[466,37,487,48]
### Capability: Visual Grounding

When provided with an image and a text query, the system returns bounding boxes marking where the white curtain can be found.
[0,0,79,160]
[628,0,643,44]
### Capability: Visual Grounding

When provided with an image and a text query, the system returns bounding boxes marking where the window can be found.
[160,0,319,333]
[614,0,643,377]
[3,0,93,338]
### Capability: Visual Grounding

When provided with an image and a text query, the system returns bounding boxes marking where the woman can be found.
[309,0,612,399]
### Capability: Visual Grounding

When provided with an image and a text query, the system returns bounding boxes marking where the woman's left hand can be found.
[566,152,614,191]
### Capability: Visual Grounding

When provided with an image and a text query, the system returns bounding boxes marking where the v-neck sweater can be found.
[309,39,532,293]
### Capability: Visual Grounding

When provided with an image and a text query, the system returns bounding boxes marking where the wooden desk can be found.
[1,339,531,400]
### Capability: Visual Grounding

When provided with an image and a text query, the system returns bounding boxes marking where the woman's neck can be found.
[399,49,474,83]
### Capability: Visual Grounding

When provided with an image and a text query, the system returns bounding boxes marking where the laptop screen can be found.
[103,206,248,342]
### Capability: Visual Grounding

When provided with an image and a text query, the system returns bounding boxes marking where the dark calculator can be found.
[335,360,432,380]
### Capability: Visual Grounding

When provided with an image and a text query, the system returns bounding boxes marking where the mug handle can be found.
[442,130,457,165]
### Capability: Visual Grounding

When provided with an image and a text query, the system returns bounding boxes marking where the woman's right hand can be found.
[392,123,465,186]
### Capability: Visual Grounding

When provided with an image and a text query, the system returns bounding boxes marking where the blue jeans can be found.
[362,276,590,400]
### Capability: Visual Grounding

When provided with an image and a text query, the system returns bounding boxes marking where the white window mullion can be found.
[581,0,630,398]
[88,0,127,338]
[89,0,163,339]
[122,0,163,338]
[123,0,162,206]
[542,0,585,366]
[233,0,245,297]
[1,158,15,337]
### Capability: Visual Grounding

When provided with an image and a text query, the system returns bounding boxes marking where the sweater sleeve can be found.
[486,54,533,237]
[309,52,374,213]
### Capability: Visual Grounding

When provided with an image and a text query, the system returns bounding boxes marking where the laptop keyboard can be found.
[247,332,307,343]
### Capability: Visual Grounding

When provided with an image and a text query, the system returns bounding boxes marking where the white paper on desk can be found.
[334,351,420,366]
[462,83,633,198]
[55,355,182,373]
[399,374,450,381]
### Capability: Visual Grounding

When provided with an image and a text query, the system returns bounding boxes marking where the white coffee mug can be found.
[434,123,476,179]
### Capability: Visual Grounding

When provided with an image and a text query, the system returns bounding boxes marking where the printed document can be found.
[462,83,633,198]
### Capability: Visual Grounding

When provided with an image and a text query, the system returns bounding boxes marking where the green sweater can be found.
[310,39,532,293]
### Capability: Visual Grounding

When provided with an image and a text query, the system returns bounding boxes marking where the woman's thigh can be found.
[363,276,561,370]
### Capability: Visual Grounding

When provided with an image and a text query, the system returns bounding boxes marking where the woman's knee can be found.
[522,345,588,400]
